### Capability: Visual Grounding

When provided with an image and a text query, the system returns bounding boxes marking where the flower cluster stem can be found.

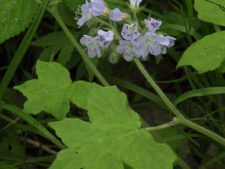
[134,58,225,147]
[50,7,110,87]
[134,58,184,118]
[174,117,225,146]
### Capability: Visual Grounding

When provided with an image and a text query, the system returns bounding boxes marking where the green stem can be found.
[134,58,225,146]
[95,17,112,27]
[144,121,177,131]
[175,117,225,147]
[0,0,50,99]
[49,7,109,87]
[134,58,184,118]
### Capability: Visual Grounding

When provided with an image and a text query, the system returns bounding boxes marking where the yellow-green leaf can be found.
[49,84,177,169]
[14,60,72,119]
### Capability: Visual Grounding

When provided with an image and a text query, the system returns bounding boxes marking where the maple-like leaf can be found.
[14,60,72,119]
[49,84,177,169]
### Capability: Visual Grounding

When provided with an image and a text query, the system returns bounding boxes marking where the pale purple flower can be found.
[145,18,162,33]
[80,35,101,58]
[129,0,142,8]
[165,36,176,47]
[116,40,139,61]
[137,33,162,58]
[137,33,176,58]
[153,35,176,47]
[97,30,114,48]
[109,8,126,22]
[90,0,108,16]
[76,1,92,27]
[121,23,140,40]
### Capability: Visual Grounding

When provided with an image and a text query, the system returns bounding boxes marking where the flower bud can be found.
[129,0,142,9]
[109,52,119,64]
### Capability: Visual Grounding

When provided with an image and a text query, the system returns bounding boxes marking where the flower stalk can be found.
[49,7,110,86]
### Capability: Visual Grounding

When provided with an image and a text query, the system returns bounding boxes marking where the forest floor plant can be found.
[0,0,225,169]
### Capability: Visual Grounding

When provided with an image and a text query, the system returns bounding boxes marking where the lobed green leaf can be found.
[14,60,72,119]
[49,82,177,169]
[32,31,76,65]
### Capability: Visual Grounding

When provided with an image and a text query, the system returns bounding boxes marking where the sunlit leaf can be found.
[49,83,177,169]
[14,60,72,119]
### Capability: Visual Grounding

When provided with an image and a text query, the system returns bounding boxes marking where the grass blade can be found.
[175,87,225,105]
[0,102,65,149]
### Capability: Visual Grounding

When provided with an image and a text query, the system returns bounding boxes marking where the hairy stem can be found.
[175,117,225,146]
[134,58,184,118]
[134,58,225,146]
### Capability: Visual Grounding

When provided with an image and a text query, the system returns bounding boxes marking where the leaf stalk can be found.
[134,58,225,147]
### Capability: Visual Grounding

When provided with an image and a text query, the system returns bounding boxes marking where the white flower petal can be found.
[109,8,124,22]
[97,30,114,48]
[80,35,101,58]
[76,1,92,27]
[90,1,107,16]
[129,0,142,8]
[121,23,140,40]
[116,40,139,61]
[145,18,162,33]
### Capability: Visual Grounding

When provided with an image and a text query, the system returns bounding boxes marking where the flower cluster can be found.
[76,0,176,62]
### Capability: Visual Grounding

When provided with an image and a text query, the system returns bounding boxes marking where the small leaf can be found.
[194,0,225,26]
[32,32,74,65]
[14,60,72,119]
[62,0,85,12]
[49,83,177,169]
[57,45,74,65]
[0,0,38,44]
[32,32,71,48]
[58,3,77,27]
[177,31,225,74]
[39,47,60,61]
